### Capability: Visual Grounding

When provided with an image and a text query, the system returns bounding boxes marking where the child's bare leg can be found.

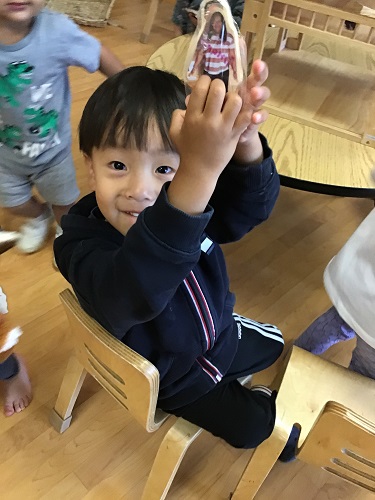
[294,306,355,355]
[6,196,46,219]
[2,354,32,416]
[52,203,75,226]
[349,335,375,380]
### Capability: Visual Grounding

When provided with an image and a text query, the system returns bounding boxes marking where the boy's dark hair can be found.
[79,66,186,155]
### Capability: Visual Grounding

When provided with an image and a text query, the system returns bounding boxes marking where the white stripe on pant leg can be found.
[233,313,283,334]
[250,385,273,397]
[233,314,284,344]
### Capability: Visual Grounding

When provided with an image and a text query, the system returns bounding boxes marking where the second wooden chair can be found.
[231,346,375,499]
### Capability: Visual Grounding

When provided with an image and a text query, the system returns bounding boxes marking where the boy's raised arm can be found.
[168,76,252,215]
[232,59,270,165]
[167,61,271,216]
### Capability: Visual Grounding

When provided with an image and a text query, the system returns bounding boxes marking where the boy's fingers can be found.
[203,78,227,117]
[252,108,269,125]
[246,59,269,89]
[233,107,253,135]
[169,109,186,141]
[250,86,271,109]
[186,75,212,114]
[221,91,243,125]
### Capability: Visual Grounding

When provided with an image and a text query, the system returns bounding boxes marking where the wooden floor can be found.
[0,1,374,499]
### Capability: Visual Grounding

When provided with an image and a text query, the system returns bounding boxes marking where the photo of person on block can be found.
[185,0,246,91]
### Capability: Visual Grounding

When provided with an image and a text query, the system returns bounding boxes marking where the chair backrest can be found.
[60,288,168,432]
[298,401,375,493]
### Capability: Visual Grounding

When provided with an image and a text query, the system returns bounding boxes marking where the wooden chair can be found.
[231,346,375,499]
[298,402,375,490]
[141,0,176,43]
[51,288,251,499]
[141,0,160,43]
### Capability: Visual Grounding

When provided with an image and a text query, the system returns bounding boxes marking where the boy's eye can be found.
[156,165,173,175]
[110,161,126,171]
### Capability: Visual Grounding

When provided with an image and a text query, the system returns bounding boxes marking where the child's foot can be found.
[16,206,54,254]
[3,355,32,416]
[278,425,300,462]
[294,306,355,355]
[52,224,63,270]
[0,229,20,245]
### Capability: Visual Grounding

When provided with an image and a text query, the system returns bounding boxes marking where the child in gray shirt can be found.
[0,1,123,255]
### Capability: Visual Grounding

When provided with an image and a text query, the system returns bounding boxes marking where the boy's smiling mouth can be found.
[7,2,30,10]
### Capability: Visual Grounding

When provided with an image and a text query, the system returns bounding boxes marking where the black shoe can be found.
[278,425,300,463]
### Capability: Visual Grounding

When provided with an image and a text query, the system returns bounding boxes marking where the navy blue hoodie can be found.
[54,135,279,411]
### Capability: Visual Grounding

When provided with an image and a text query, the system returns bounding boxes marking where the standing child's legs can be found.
[0,154,79,253]
[7,198,55,253]
[7,196,46,219]
[166,315,284,448]
[294,306,355,354]
[349,335,375,380]
[0,166,54,253]
[0,353,32,416]
[32,154,79,232]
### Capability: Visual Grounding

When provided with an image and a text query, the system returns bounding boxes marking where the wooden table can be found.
[147,35,375,197]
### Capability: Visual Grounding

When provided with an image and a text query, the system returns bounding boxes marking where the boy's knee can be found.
[222,392,276,449]
[273,339,284,361]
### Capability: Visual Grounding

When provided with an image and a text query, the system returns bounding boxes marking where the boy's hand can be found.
[233,60,270,164]
[170,76,248,176]
[168,76,249,215]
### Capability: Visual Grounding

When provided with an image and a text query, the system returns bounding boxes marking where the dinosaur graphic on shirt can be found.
[0,61,34,107]
[0,125,22,147]
[24,106,58,138]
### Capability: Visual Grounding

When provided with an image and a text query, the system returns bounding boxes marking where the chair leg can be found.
[141,418,203,500]
[140,0,161,44]
[275,28,288,53]
[285,32,304,51]
[50,355,87,433]
[230,422,293,499]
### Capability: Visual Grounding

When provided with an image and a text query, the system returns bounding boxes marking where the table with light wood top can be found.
[147,35,375,198]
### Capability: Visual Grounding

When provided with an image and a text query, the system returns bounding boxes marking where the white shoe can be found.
[16,208,54,254]
[0,229,20,245]
[52,225,62,269]
[55,224,63,239]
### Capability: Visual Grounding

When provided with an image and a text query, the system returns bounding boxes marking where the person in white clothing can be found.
[295,206,375,380]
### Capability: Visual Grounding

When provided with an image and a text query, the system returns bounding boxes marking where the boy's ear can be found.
[84,154,96,191]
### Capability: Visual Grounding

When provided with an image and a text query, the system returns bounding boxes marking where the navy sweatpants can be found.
[169,314,284,449]
[0,354,19,380]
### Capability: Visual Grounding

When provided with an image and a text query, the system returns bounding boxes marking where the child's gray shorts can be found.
[0,153,80,208]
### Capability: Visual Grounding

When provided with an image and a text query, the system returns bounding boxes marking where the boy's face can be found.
[0,1,44,23]
[85,127,180,236]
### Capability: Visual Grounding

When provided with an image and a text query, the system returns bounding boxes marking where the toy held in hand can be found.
[184,0,247,92]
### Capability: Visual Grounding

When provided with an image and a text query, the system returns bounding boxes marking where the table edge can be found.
[280,175,375,198]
